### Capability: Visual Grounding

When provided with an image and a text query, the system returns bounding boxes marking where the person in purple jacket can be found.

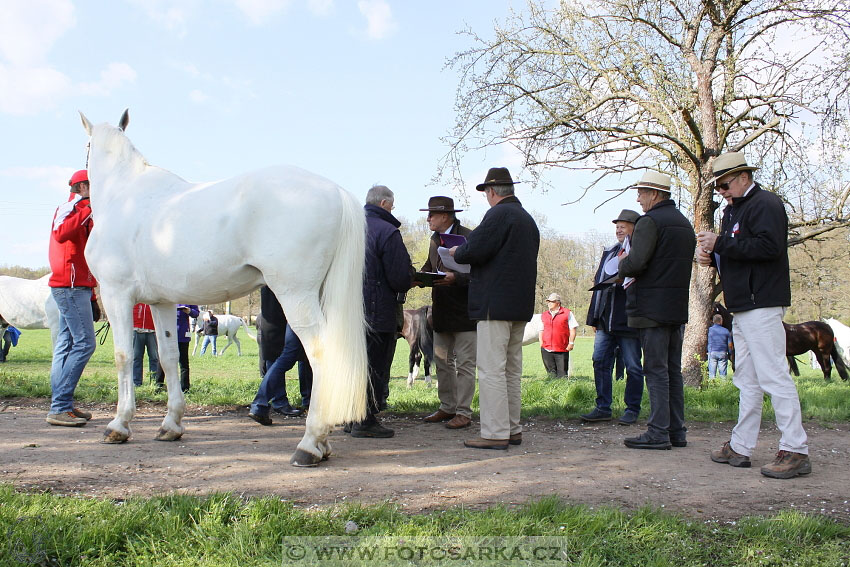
[155,304,199,392]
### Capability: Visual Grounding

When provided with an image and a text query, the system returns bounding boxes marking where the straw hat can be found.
[706,152,759,186]
[628,171,671,193]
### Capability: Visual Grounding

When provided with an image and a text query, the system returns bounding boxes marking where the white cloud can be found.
[128,0,197,37]
[79,63,137,96]
[307,0,333,16]
[0,63,72,115]
[357,0,397,40]
[234,0,292,25]
[0,0,75,65]
[189,89,210,103]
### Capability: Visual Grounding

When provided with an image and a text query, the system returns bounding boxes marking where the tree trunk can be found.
[682,265,716,387]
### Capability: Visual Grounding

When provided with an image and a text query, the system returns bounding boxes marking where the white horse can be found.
[80,110,367,467]
[825,317,850,364]
[191,312,257,356]
[522,313,543,346]
[0,275,60,343]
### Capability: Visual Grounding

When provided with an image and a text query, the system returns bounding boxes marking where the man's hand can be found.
[565,342,575,352]
[433,271,456,287]
[696,231,718,252]
[448,246,457,257]
[696,247,713,267]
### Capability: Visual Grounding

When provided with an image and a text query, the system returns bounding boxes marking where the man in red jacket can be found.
[46,169,97,427]
[539,293,578,378]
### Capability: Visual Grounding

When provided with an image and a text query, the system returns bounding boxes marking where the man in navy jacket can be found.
[353,185,412,438]
[451,167,539,450]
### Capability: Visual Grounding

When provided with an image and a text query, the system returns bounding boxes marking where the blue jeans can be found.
[708,351,728,378]
[639,326,686,442]
[250,325,313,416]
[591,329,644,413]
[49,287,96,414]
[200,334,217,355]
[133,331,159,386]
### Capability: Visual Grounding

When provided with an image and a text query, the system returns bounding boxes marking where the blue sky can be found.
[0,0,637,269]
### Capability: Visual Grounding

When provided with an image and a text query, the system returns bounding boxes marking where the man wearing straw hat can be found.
[617,171,695,450]
[450,167,539,450]
[697,152,810,479]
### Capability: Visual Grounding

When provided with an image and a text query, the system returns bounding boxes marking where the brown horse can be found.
[713,303,849,381]
[400,306,434,387]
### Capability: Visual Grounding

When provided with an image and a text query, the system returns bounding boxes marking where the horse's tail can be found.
[418,306,434,362]
[240,317,257,341]
[788,355,800,377]
[311,187,368,426]
[831,342,850,381]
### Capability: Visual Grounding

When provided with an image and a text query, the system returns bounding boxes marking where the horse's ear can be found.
[118,109,129,131]
[79,111,93,136]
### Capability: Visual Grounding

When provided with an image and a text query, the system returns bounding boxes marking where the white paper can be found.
[437,246,471,273]
[621,236,635,289]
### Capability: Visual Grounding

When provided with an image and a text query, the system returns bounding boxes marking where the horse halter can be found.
[85,141,91,169]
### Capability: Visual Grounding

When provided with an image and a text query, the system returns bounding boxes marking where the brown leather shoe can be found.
[509,433,522,445]
[464,437,509,450]
[710,441,751,467]
[760,450,812,479]
[445,415,471,429]
[424,409,455,423]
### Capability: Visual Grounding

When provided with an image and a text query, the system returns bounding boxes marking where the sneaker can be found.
[710,441,751,467]
[248,412,273,426]
[760,450,812,479]
[624,431,672,450]
[46,412,87,427]
[580,408,612,422]
[71,407,92,420]
[618,410,639,425]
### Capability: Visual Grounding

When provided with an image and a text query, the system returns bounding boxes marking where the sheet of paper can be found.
[622,236,635,289]
[438,246,471,273]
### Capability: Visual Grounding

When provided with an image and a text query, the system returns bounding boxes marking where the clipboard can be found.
[439,233,467,248]
[588,273,620,291]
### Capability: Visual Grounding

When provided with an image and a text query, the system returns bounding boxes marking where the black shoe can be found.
[272,403,303,417]
[671,439,687,447]
[343,422,352,433]
[350,419,395,438]
[580,408,612,422]
[248,412,273,426]
[624,432,672,450]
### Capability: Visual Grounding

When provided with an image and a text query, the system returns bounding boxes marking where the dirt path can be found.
[2,400,848,522]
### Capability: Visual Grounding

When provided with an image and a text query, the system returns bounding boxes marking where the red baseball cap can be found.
[68,169,88,186]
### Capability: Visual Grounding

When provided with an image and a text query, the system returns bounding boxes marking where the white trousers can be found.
[434,330,477,417]
[476,320,525,440]
[730,306,808,456]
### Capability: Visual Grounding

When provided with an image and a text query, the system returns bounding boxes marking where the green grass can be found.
[3,329,850,423]
[1,487,848,567]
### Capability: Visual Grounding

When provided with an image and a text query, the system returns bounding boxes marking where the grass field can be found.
[3,328,850,566]
[2,328,850,423]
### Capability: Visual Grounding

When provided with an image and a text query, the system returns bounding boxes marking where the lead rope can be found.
[95,321,110,345]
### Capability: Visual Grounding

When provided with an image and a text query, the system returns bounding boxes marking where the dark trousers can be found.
[540,348,568,378]
[155,341,190,391]
[639,326,686,442]
[591,329,644,413]
[366,330,397,416]
[0,330,10,361]
[251,324,313,415]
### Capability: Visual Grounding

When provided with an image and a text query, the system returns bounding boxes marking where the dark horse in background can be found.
[713,302,849,381]
[400,305,434,387]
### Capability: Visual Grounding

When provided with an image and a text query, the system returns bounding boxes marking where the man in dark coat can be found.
[418,196,477,430]
[451,167,539,450]
[353,185,412,438]
[581,209,644,425]
[698,151,809,479]
[618,171,695,450]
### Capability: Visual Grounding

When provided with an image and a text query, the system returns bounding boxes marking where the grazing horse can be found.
[0,275,60,343]
[400,306,434,387]
[191,312,257,356]
[714,303,847,381]
[522,313,544,345]
[80,110,367,467]
[785,320,849,381]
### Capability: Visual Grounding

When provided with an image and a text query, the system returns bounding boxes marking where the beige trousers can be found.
[476,320,525,440]
[434,330,477,417]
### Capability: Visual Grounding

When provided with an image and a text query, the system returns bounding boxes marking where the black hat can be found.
[476,167,521,191]
[612,209,640,224]
[419,196,463,213]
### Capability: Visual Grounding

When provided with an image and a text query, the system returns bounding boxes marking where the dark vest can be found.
[626,200,694,325]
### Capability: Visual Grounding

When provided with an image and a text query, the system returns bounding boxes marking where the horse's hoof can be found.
[290,449,322,467]
[102,428,129,444]
[155,428,183,441]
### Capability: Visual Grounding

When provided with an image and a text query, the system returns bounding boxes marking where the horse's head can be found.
[79,109,144,192]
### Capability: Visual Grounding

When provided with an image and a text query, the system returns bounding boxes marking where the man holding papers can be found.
[450,168,540,450]
[418,196,477,430]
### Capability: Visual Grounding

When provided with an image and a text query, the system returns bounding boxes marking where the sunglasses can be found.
[715,173,742,192]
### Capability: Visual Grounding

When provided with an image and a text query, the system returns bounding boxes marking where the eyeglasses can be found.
[715,173,742,192]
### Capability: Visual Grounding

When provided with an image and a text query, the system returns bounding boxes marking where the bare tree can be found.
[442,0,850,385]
